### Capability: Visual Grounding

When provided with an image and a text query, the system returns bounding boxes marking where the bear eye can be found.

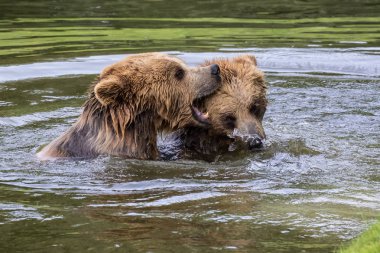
[249,104,260,116]
[222,115,236,129]
[175,68,185,80]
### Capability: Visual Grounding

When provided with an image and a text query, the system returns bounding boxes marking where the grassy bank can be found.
[339,220,380,253]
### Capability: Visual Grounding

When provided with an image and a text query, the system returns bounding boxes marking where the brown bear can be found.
[162,55,267,160]
[37,52,221,160]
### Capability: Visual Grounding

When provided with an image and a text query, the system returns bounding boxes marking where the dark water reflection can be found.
[1,0,379,19]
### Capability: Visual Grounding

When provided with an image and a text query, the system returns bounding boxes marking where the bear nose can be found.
[211,64,220,76]
[247,136,263,150]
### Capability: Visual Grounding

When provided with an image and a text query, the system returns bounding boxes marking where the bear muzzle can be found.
[247,135,264,150]
[190,64,221,126]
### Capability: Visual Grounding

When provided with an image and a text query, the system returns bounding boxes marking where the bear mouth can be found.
[191,104,210,126]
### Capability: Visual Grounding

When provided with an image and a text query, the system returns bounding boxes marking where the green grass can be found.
[339,220,380,253]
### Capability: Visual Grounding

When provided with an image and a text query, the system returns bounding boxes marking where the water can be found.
[1,1,380,252]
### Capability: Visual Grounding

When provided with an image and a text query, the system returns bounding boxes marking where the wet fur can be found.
[43,91,160,159]
[162,55,267,160]
[38,53,220,160]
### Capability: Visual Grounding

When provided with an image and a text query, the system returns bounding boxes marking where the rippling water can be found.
[1,48,379,252]
[1,1,380,252]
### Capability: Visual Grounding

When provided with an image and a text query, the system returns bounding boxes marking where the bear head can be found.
[198,55,267,150]
[93,52,221,129]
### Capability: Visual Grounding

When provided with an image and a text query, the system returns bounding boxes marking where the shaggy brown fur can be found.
[176,55,267,159]
[37,53,221,160]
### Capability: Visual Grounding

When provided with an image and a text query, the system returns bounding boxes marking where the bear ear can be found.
[94,76,124,106]
[237,55,257,66]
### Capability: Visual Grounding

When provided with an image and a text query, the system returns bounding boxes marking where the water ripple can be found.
[0,48,379,83]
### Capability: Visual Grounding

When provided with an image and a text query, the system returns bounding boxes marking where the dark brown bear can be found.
[37,53,221,160]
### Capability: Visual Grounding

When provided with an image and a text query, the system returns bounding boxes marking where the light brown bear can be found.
[168,55,267,160]
[37,53,221,160]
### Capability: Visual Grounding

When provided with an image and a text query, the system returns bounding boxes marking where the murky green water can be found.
[1,1,380,252]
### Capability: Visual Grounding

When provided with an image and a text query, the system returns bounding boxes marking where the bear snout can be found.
[247,135,264,150]
[211,64,220,76]
[194,65,222,99]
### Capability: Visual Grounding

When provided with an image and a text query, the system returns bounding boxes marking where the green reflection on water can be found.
[0,17,379,65]
[0,75,92,116]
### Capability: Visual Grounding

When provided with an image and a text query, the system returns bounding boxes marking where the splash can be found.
[227,128,263,151]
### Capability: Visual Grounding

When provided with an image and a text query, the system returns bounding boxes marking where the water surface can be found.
[1,49,379,253]
[1,1,380,252]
